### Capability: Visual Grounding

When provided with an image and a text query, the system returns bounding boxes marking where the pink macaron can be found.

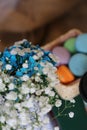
[52,46,71,66]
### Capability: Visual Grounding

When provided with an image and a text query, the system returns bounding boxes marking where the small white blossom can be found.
[14,39,27,45]
[49,91,55,97]
[14,103,22,111]
[69,112,74,118]
[6,118,18,129]
[22,63,28,68]
[49,53,59,63]
[18,94,23,99]
[36,90,42,96]
[8,83,15,90]
[4,77,10,83]
[21,75,29,81]
[33,55,39,60]
[19,112,29,125]
[30,88,36,93]
[43,116,50,124]
[54,126,60,130]
[0,116,6,123]
[0,78,3,84]
[34,67,38,70]
[20,84,30,94]
[35,76,41,82]
[40,104,52,116]
[0,83,5,92]
[70,99,76,103]
[5,91,17,100]
[45,87,51,94]
[18,50,25,56]
[5,64,12,70]
[10,49,17,55]
[55,99,62,107]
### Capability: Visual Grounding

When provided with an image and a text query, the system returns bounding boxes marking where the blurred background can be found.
[0,0,87,51]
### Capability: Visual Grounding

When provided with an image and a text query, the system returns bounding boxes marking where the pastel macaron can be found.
[69,53,87,77]
[52,46,71,65]
[64,37,77,54]
[75,34,87,53]
[56,65,75,84]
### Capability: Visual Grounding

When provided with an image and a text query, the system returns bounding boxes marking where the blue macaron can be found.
[75,34,87,53]
[69,53,87,77]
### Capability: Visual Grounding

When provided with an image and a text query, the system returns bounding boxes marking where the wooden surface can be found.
[0,0,87,51]
[0,0,81,32]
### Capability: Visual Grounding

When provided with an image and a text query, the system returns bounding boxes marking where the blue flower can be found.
[10,55,17,64]
[22,40,31,48]
[3,49,11,58]
[29,56,35,64]
[16,71,23,77]
[20,68,27,73]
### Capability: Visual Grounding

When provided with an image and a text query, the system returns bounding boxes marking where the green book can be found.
[52,95,87,130]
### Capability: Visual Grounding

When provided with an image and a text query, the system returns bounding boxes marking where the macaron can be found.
[56,65,75,84]
[75,34,87,53]
[64,37,77,54]
[69,53,87,77]
[52,46,71,65]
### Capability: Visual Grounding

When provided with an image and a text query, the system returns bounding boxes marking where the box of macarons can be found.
[43,29,87,130]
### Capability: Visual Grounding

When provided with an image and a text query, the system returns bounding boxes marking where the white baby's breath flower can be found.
[26,98,34,108]
[20,84,30,94]
[14,39,27,45]
[69,112,74,118]
[5,101,11,107]
[34,67,38,70]
[33,55,39,60]
[5,64,12,70]
[0,116,6,123]
[35,76,41,82]
[0,95,5,104]
[30,88,36,93]
[21,75,29,81]
[22,63,28,68]
[54,126,60,130]
[40,104,52,116]
[19,112,29,126]
[49,53,59,63]
[18,50,25,56]
[6,118,18,129]
[8,83,15,90]
[23,48,31,53]
[10,49,17,55]
[18,94,23,100]
[10,110,17,118]
[0,83,5,92]
[36,90,42,96]
[55,99,62,107]
[70,99,76,103]
[4,77,10,83]
[49,91,55,97]
[37,51,44,57]
[43,116,50,124]
[31,83,35,87]
[14,103,22,111]
[45,87,51,94]
[5,91,17,100]
[2,125,11,130]
[0,78,3,84]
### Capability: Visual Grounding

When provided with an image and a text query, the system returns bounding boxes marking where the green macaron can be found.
[64,38,77,54]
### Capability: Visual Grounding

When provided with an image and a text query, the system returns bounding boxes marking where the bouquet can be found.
[0,40,75,130]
